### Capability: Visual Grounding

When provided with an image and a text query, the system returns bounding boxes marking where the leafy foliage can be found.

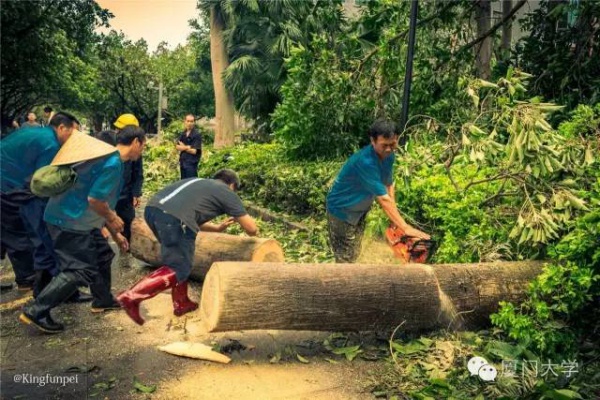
[198,143,342,215]
[516,0,600,110]
[142,138,179,196]
[271,0,482,160]
[196,0,345,125]
[492,176,600,358]
[0,0,111,127]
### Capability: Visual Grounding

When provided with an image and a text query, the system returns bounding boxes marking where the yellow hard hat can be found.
[114,113,139,129]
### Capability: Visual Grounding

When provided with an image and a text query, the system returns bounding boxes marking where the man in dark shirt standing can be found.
[117,169,258,325]
[176,114,202,179]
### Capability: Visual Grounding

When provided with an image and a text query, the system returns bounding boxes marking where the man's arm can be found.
[88,197,124,234]
[176,142,198,155]
[386,183,395,203]
[235,214,258,236]
[200,217,235,232]
[376,194,430,239]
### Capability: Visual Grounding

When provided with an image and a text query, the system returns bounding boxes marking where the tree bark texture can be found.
[201,261,544,333]
[475,0,492,79]
[501,0,513,56]
[209,6,236,149]
[129,218,284,281]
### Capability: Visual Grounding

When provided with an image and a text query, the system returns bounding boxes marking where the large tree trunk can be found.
[209,6,236,149]
[201,261,544,333]
[129,218,284,281]
[475,0,492,79]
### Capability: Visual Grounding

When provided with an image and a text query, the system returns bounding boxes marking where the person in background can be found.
[95,113,144,268]
[43,106,56,125]
[176,114,202,179]
[21,112,40,128]
[326,119,430,263]
[118,169,257,325]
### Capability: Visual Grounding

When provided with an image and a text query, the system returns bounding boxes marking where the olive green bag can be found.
[30,165,78,197]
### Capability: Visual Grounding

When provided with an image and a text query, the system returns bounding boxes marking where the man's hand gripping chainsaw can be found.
[384,225,436,263]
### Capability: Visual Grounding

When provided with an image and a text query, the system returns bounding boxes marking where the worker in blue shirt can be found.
[95,113,144,268]
[0,112,90,299]
[326,119,430,263]
[19,127,146,333]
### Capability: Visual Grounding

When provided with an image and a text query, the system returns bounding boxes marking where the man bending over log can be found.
[326,119,430,263]
[117,169,258,325]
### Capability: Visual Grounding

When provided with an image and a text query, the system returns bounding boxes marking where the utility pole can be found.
[157,81,163,137]
[399,0,418,146]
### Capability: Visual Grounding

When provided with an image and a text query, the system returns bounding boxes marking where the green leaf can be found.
[428,378,450,388]
[133,376,157,393]
[269,351,281,364]
[542,389,583,400]
[331,345,363,361]
[390,339,431,355]
[296,354,310,364]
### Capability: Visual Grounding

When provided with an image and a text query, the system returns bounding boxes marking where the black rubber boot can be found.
[66,291,93,303]
[34,269,92,303]
[19,311,64,333]
[33,269,53,298]
[19,273,79,334]
[89,257,114,308]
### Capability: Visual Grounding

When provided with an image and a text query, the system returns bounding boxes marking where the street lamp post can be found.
[148,80,164,137]
[157,81,163,137]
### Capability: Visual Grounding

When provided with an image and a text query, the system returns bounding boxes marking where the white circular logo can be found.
[478,364,498,381]
[467,356,497,382]
[468,356,488,376]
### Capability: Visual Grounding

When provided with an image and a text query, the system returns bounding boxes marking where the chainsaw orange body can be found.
[385,225,434,263]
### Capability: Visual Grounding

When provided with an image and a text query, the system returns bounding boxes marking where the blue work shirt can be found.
[326,144,395,225]
[0,126,60,193]
[45,152,123,231]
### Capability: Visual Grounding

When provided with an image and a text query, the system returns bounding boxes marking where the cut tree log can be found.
[200,261,544,333]
[129,218,284,281]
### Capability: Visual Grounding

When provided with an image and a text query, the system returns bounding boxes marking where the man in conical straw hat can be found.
[0,111,91,302]
[19,126,146,333]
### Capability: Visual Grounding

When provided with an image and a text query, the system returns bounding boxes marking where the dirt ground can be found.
[0,247,387,400]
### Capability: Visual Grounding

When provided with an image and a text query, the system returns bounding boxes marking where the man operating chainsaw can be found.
[326,119,430,263]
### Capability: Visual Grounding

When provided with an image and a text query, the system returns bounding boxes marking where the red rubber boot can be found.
[171,280,198,317]
[117,266,177,325]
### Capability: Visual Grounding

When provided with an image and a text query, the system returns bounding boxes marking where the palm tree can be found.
[197,0,344,144]
[198,0,246,148]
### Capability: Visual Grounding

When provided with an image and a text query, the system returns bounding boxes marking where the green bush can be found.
[199,143,342,216]
[492,176,600,358]
[142,137,179,196]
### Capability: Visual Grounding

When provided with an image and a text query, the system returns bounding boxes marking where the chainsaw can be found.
[385,225,436,263]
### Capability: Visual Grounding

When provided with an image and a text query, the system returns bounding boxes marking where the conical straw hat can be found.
[51,130,118,166]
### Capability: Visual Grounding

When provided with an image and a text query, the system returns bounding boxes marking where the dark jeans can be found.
[180,161,198,179]
[144,206,195,282]
[47,224,115,306]
[0,193,35,284]
[20,197,58,274]
[327,212,367,263]
[115,197,135,242]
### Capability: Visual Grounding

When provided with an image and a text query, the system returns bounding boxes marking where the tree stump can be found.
[129,218,285,281]
[200,261,544,332]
